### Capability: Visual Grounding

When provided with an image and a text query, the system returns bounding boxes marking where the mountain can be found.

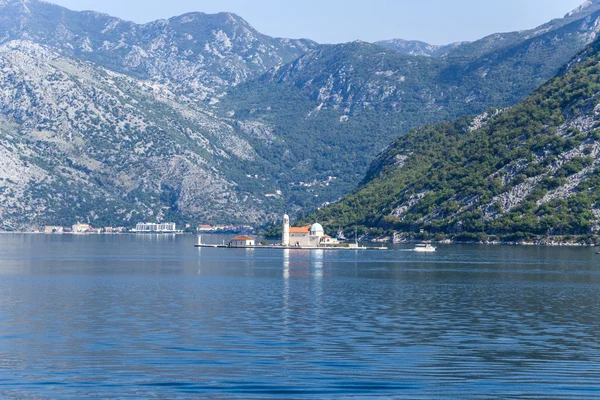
[0,0,316,99]
[376,0,600,59]
[223,4,600,211]
[0,0,322,230]
[374,39,465,57]
[311,38,600,241]
[222,42,448,207]
[1,0,600,230]
[0,39,289,230]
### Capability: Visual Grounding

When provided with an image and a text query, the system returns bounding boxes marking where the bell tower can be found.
[283,214,290,247]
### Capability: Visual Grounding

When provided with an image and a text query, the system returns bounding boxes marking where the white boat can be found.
[414,243,436,252]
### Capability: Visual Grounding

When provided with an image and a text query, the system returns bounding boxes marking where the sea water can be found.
[0,233,599,398]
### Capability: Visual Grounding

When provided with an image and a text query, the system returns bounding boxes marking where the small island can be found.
[195,215,386,251]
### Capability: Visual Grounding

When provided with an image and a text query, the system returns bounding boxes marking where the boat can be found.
[414,243,436,252]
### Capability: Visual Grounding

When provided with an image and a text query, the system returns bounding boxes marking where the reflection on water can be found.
[0,234,599,398]
[283,248,290,280]
[313,249,324,280]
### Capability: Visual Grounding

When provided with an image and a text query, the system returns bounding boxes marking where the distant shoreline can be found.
[391,239,599,248]
[1,231,598,248]
[0,231,185,235]
[373,236,600,248]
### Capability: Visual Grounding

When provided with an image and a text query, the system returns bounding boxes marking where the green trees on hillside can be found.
[310,39,600,239]
[224,30,599,213]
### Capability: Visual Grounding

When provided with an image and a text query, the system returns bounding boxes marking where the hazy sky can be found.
[46,0,586,45]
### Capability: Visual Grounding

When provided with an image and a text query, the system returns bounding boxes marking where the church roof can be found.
[310,223,324,232]
[289,226,311,233]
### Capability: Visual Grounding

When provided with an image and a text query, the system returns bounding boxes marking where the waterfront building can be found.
[320,235,338,245]
[282,215,340,248]
[229,235,256,247]
[72,223,92,233]
[288,225,313,247]
[134,222,178,233]
[158,223,176,232]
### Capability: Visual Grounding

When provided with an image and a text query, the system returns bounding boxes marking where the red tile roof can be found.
[289,226,311,233]
[231,235,255,241]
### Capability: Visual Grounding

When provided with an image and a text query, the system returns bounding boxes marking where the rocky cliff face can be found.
[374,39,465,57]
[0,0,320,229]
[0,39,280,229]
[0,0,316,100]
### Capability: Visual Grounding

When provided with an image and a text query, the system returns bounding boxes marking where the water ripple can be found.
[0,235,599,398]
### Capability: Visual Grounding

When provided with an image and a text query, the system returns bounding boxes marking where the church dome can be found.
[310,223,324,233]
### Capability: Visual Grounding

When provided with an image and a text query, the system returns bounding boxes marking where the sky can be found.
[46,0,586,45]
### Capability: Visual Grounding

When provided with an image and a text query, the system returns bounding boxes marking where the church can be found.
[282,215,340,248]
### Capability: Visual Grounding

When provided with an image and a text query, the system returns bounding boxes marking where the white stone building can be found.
[134,222,177,232]
[72,223,92,233]
[229,235,256,247]
[282,215,340,248]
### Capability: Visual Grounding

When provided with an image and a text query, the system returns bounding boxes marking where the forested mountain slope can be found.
[312,38,600,240]
[223,5,600,208]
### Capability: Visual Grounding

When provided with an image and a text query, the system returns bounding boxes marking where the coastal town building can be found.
[229,235,256,247]
[198,224,217,232]
[72,223,92,233]
[134,222,178,233]
[44,225,125,234]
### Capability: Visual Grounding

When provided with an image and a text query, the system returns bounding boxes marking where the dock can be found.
[195,243,387,251]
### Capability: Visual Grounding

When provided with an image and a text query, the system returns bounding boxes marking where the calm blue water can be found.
[1,233,600,399]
